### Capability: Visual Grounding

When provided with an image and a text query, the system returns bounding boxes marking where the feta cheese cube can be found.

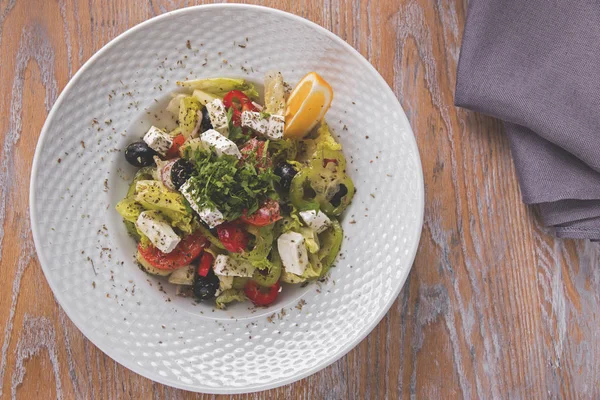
[266,114,285,140]
[143,126,173,156]
[241,111,268,136]
[179,181,224,228]
[277,231,309,276]
[299,210,332,233]
[241,112,284,140]
[205,99,229,137]
[213,255,255,277]
[197,207,225,229]
[135,211,181,253]
[200,129,241,159]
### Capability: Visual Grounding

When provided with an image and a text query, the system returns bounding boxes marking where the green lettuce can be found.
[299,227,320,253]
[281,253,322,284]
[232,226,275,272]
[215,289,247,309]
[134,180,193,233]
[116,197,144,223]
[178,96,201,138]
[178,78,259,100]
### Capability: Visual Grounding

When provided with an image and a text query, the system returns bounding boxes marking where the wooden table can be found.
[1,0,598,398]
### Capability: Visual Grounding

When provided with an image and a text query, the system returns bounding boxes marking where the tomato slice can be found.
[244,280,280,306]
[241,199,282,227]
[240,138,271,170]
[138,231,207,270]
[216,223,249,253]
[166,134,185,159]
[197,251,214,277]
[223,90,257,126]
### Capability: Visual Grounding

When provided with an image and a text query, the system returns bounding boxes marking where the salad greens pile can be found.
[116,72,355,309]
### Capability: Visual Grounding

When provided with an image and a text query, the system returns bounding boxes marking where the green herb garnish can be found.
[226,107,250,144]
[184,148,279,220]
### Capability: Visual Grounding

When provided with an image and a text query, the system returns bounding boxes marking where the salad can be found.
[116,71,355,309]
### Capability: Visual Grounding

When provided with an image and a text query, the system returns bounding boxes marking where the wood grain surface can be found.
[1,0,599,398]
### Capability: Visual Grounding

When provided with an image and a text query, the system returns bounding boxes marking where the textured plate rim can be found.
[30,3,424,394]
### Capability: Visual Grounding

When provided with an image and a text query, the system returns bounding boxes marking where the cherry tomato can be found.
[244,280,281,306]
[223,90,257,126]
[240,138,271,170]
[217,223,249,253]
[197,251,214,277]
[166,134,185,159]
[241,199,282,227]
[138,231,207,270]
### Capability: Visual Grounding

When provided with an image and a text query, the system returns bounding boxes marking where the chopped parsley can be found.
[184,148,278,220]
[226,107,250,143]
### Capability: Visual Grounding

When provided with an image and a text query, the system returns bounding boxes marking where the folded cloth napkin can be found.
[455,0,600,240]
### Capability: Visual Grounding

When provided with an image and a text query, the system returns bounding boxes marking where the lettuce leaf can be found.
[192,89,219,105]
[299,227,320,253]
[281,253,322,283]
[263,71,286,115]
[116,197,151,246]
[178,96,201,138]
[297,122,342,162]
[269,138,298,164]
[231,225,274,272]
[134,180,193,233]
[116,197,144,223]
[178,78,259,100]
[215,289,247,309]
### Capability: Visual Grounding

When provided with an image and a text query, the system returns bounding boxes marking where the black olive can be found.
[200,106,213,132]
[330,184,348,207]
[170,159,194,189]
[193,270,219,300]
[274,162,297,191]
[125,141,157,167]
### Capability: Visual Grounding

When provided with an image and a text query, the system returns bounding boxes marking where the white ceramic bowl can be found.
[30,4,423,394]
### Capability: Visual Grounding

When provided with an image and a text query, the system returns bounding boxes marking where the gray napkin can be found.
[455,0,600,240]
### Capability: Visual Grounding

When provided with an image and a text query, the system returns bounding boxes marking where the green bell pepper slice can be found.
[318,219,343,277]
[252,248,282,287]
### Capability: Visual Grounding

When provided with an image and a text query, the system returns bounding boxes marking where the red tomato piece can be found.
[138,231,208,270]
[240,138,272,170]
[223,90,257,126]
[244,280,281,306]
[241,199,282,227]
[166,134,185,159]
[197,251,214,277]
[216,223,249,253]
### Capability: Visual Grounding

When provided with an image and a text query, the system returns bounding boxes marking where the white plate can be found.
[30,4,423,394]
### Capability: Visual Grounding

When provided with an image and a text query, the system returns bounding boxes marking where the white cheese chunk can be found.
[277,231,309,276]
[213,255,255,277]
[135,211,181,253]
[143,126,173,156]
[266,114,285,140]
[179,181,224,228]
[197,207,225,229]
[299,210,332,234]
[241,111,268,136]
[240,112,284,140]
[200,129,241,159]
[205,99,229,137]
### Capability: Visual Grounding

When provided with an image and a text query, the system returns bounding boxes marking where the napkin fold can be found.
[455,0,600,240]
